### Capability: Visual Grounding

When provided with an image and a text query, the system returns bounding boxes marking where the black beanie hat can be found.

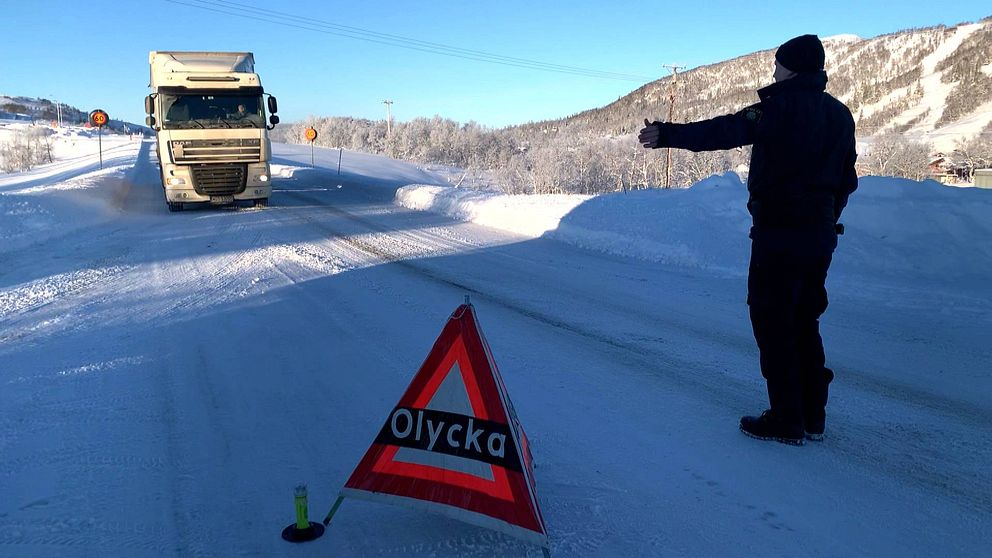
[775,34,825,73]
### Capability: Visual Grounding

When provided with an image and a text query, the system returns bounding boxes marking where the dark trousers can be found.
[747,227,837,429]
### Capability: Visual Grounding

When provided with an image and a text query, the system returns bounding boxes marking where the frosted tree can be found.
[860,134,932,179]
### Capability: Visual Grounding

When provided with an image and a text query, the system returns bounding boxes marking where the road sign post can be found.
[304,127,318,168]
[89,109,109,169]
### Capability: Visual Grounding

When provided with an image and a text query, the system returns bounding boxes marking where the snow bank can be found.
[0,124,132,163]
[395,184,591,238]
[837,176,992,284]
[548,174,750,275]
[0,136,141,251]
[395,173,756,275]
[395,173,992,284]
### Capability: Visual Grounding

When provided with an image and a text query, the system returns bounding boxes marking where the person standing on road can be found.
[638,34,858,445]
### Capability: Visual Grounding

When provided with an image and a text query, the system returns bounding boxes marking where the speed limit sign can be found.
[89,109,110,169]
[304,127,318,167]
[89,109,109,128]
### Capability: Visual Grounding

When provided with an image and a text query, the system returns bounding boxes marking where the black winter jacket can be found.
[653,71,857,230]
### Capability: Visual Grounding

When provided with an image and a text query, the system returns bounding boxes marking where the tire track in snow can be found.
[0,145,148,345]
[0,516,172,555]
[144,218,268,320]
[2,143,219,557]
[373,529,541,558]
[137,212,321,556]
[0,264,132,320]
[0,260,136,347]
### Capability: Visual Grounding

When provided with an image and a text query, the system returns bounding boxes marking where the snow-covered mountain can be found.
[525,17,992,152]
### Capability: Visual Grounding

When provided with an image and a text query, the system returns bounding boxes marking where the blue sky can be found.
[2,1,989,128]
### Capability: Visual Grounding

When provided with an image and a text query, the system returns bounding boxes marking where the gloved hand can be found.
[638,118,666,149]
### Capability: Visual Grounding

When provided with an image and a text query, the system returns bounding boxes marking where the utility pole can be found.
[661,65,685,188]
[50,95,62,128]
[382,100,394,137]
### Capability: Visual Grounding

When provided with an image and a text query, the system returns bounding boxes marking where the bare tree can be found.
[859,134,932,179]
[954,129,992,180]
[602,141,631,193]
[0,128,48,172]
[31,127,55,164]
[497,153,533,195]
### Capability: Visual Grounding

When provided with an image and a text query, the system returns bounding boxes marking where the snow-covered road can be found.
[1,141,988,557]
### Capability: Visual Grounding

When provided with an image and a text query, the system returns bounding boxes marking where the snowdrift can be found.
[396,173,992,287]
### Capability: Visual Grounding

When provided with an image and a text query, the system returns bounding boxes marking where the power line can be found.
[174,0,652,81]
[163,0,654,82]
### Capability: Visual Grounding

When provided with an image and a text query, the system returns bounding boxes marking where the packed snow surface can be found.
[1,139,989,557]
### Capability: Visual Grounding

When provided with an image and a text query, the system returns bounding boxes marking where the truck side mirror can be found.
[267,96,278,114]
[268,114,280,127]
[145,95,155,115]
[145,115,156,127]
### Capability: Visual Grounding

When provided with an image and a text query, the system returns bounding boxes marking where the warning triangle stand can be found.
[323,298,550,555]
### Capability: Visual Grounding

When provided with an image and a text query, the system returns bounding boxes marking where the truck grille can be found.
[191,164,247,196]
[171,138,261,164]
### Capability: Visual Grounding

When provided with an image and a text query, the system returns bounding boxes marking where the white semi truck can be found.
[145,51,279,211]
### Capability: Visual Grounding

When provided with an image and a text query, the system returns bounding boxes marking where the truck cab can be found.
[145,51,279,212]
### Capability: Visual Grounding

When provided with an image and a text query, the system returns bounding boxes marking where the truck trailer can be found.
[145,51,279,211]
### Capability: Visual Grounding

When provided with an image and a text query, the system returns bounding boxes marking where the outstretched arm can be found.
[638,105,761,152]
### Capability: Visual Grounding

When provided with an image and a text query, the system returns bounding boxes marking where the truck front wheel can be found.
[253,198,268,208]
[167,201,184,212]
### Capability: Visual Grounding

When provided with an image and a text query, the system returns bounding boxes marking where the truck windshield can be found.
[162,94,264,129]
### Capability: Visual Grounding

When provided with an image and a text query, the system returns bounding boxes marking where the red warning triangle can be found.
[340,303,548,548]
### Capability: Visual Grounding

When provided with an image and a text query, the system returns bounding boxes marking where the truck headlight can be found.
[257,175,269,182]
[167,177,186,186]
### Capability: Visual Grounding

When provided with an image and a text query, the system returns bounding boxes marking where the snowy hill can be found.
[0,94,150,135]
[523,17,992,152]
[0,95,86,125]
[0,139,989,556]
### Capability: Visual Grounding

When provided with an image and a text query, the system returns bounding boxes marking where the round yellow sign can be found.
[89,109,109,127]
[304,127,318,142]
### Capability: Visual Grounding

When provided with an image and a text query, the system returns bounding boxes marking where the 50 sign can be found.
[89,109,109,128]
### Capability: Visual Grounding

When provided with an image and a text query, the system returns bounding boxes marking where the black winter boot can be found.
[740,410,805,446]
[804,421,825,441]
